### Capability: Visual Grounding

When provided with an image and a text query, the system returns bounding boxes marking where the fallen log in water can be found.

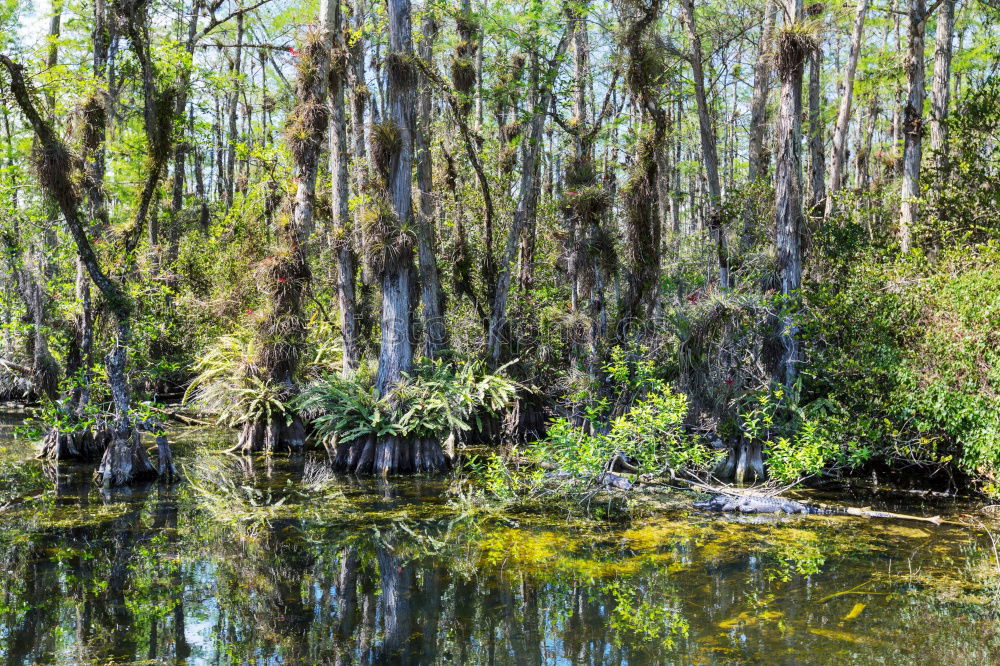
[142,403,215,427]
[493,454,958,524]
[0,491,49,513]
[638,475,953,525]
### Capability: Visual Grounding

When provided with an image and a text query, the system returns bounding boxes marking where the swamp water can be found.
[1,422,999,665]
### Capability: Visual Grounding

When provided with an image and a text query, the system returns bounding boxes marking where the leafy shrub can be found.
[531,380,717,480]
[19,370,116,438]
[894,249,1000,482]
[922,76,1000,249]
[735,388,845,484]
[804,240,1000,490]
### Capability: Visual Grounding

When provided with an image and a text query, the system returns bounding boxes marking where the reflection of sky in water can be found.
[0,429,997,664]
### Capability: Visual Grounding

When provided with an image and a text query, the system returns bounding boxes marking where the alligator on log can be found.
[694,494,831,515]
[693,493,944,525]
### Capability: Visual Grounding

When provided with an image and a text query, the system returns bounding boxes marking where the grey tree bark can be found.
[167,1,204,239]
[747,2,776,183]
[1,246,59,405]
[374,0,417,397]
[807,35,825,214]
[223,11,244,209]
[567,5,589,312]
[825,0,868,217]
[773,0,807,390]
[614,1,664,336]
[518,53,542,295]
[45,0,64,116]
[929,0,956,168]
[680,0,728,289]
[330,0,361,374]
[486,30,569,366]
[518,53,543,295]
[900,0,934,253]
[415,12,448,358]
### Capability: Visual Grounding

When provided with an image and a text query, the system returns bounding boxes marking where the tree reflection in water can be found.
[0,451,998,664]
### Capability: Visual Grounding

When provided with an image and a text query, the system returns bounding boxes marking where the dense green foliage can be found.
[805,243,1000,488]
[528,348,715,478]
[798,79,1000,488]
[0,0,996,491]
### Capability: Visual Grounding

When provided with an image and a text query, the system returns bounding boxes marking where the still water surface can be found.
[0,422,998,664]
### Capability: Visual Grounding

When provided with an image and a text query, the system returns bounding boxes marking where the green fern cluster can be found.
[296,360,520,443]
[184,335,293,427]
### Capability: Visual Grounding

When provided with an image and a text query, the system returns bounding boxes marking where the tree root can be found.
[332,434,450,476]
[37,426,111,462]
[95,429,158,488]
[230,414,307,454]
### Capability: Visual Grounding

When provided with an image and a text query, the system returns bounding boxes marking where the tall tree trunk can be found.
[900,0,930,253]
[774,1,807,390]
[748,2,776,182]
[349,0,368,170]
[613,1,665,339]
[518,53,542,295]
[331,0,361,374]
[45,0,64,117]
[807,31,825,214]
[454,0,491,294]
[566,5,589,313]
[190,104,209,230]
[617,134,661,338]
[167,2,202,239]
[715,0,809,485]
[1,245,59,405]
[71,0,113,417]
[415,12,448,357]
[825,0,868,217]
[71,259,93,415]
[4,1,63,410]
[331,0,449,476]
[213,97,224,200]
[117,6,176,259]
[681,0,728,289]
[1,55,160,486]
[235,1,336,454]
[374,0,417,398]
[929,0,956,169]
[486,29,568,366]
[672,97,682,235]
[563,0,612,372]
[855,100,877,191]
[349,0,377,357]
[224,11,244,209]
